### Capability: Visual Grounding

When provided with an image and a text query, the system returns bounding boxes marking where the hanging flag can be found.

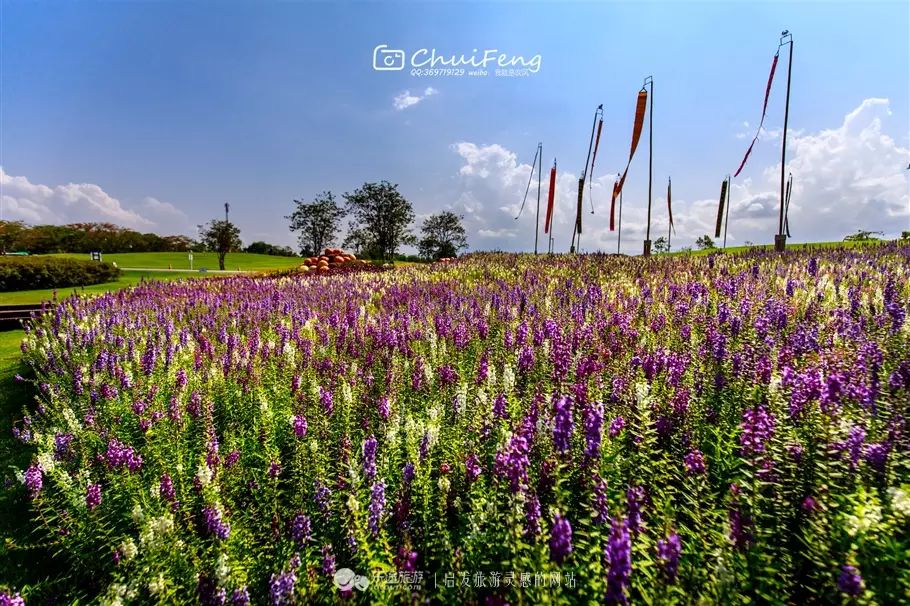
[610,89,648,231]
[715,178,728,238]
[734,52,780,177]
[544,160,557,233]
[667,177,675,234]
[576,178,584,234]
[590,118,604,174]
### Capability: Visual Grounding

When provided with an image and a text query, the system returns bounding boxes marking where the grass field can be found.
[49,251,303,271]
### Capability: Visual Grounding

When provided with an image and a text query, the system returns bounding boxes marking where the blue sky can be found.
[2,1,908,253]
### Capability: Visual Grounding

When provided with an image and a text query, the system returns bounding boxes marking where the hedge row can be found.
[0,256,121,292]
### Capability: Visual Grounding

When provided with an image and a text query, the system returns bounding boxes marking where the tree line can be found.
[288,180,467,262]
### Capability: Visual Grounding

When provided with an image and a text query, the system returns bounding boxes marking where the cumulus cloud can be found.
[393,87,438,110]
[450,98,910,253]
[0,168,191,233]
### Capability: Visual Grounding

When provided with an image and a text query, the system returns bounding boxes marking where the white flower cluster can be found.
[888,486,910,518]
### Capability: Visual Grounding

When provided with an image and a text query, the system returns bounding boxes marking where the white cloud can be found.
[393,87,438,111]
[0,168,193,234]
[450,98,910,253]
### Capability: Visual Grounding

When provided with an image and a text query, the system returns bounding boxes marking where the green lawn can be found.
[667,239,887,256]
[49,251,303,271]
[0,270,206,305]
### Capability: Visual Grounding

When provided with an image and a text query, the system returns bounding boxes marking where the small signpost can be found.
[189,252,194,271]
[90,251,102,262]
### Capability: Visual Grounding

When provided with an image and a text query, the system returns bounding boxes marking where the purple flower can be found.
[362,435,377,480]
[525,493,541,537]
[104,438,143,472]
[24,463,43,498]
[626,485,647,535]
[268,461,281,478]
[368,480,386,536]
[202,505,231,540]
[377,396,391,421]
[605,517,631,605]
[739,405,775,456]
[54,432,74,460]
[838,565,863,597]
[656,532,682,582]
[552,395,574,453]
[0,590,26,606]
[592,474,609,525]
[292,415,307,438]
[494,434,530,493]
[549,513,573,564]
[319,386,334,416]
[465,453,481,483]
[86,482,102,511]
[493,394,508,419]
[583,401,604,458]
[289,512,311,545]
[269,570,297,605]
[609,416,625,438]
[684,449,707,475]
[230,588,250,606]
[160,473,176,502]
[321,544,336,575]
[314,480,332,512]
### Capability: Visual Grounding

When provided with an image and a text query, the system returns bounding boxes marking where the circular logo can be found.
[333,568,355,590]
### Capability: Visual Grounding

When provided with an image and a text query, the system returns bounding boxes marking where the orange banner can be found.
[610,90,648,231]
[734,53,779,178]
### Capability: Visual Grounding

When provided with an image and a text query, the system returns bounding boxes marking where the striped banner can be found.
[734,52,779,177]
[611,89,648,231]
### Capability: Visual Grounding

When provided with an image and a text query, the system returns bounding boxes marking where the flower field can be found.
[7,246,910,604]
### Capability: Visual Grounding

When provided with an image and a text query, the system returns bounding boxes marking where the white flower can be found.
[502,363,515,394]
[119,538,138,562]
[438,476,451,493]
[37,451,56,473]
[215,552,231,585]
[845,500,883,536]
[148,574,167,596]
[196,462,213,487]
[131,504,144,525]
[888,487,910,518]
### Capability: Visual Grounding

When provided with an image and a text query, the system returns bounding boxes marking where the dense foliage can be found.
[287,192,346,257]
[418,212,468,260]
[243,242,297,257]
[8,246,910,604]
[0,221,196,255]
[0,256,121,292]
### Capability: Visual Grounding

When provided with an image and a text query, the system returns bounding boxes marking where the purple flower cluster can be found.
[203,505,231,540]
[292,415,307,438]
[549,513,573,563]
[583,401,604,458]
[494,434,531,493]
[838,565,863,597]
[739,405,775,456]
[552,395,574,453]
[362,435,378,480]
[24,463,43,498]
[268,570,296,606]
[605,517,631,605]
[103,438,143,472]
[368,480,385,536]
[684,449,707,475]
[85,482,103,511]
[656,532,682,581]
[289,512,311,545]
[609,416,625,438]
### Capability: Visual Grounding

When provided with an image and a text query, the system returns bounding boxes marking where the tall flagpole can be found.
[667,177,672,253]
[723,175,732,249]
[534,142,542,255]
[775,31,793,252]
[643,76,654,257]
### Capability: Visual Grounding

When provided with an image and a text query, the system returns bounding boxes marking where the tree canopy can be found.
[287,191,346,256]
[418,211,468,260]
[199,220,242,270]
[343,181,415,262]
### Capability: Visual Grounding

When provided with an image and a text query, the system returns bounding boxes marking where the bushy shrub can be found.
[0,256,120,291]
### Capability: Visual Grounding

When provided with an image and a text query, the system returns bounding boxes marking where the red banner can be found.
[611,89,648,231]
[590,119,604,174]
[734,52,779,177]
[544,161,557,233]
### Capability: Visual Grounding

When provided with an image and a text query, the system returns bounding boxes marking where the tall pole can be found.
[723,176,732,249]
[225,202,230,223]
[643,76,654,257]
[571,105,603,253]
[617,173,623,254]
[776,32,793,252]
[534,142,542,255]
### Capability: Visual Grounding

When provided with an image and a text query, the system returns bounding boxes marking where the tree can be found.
[245,241,297,256]
[652,236,669,254]
[0,220,27,253]
[342,223,379,259]
[287,192,346,256]
[844,229,883,242]
[418,211,468,260]
[695,235,715,250]
[343,181,416,263]
[199,220,242,270]
[901,231,910,241]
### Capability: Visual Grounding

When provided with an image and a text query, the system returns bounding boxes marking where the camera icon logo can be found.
[333,568,370,591]
[373,45,406,71]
